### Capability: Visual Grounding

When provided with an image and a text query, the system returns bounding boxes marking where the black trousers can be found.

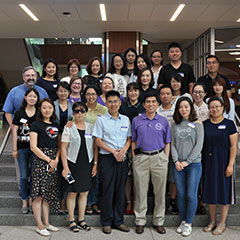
[99,153,128,226]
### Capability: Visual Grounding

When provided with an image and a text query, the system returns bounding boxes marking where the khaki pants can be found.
[133,151,168,226]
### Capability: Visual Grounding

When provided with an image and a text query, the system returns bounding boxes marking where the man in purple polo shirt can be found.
[132,92,171,234]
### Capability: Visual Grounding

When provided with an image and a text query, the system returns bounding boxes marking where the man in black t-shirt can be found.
[157,42,195,94]
[197,55,231,98]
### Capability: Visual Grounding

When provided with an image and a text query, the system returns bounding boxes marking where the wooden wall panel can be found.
[40,45,101,65]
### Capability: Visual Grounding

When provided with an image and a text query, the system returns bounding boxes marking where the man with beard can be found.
[3,66,48,130]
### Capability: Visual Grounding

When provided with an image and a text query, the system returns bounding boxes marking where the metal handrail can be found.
[0,126,11,156]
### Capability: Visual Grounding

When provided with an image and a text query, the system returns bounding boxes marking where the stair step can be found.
[0,177,18,191]
[0,163,16,177]
[0,191,21,208]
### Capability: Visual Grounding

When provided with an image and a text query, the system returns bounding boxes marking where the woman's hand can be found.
[92,164,97,177]
[175,161,184,171]
[62,167,70,179]
[225,165,234,177]
[49,159,58,172]
[12,151,18,159]
[65,121,73,128]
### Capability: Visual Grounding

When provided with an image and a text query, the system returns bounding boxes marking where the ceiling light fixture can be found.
[237,18,240,22]
[99,4,107,21]
[235,58,240,60]
[215,40,224,44]
[19,4,39,21]
[170,4,185,22]
[229,52,240,55]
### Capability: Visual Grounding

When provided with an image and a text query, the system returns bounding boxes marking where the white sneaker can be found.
[182,224,192,237]
[176,221,185,234]
[36,227,50,236]
[45,225,59,232]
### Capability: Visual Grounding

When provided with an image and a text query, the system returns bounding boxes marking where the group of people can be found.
[2,42,238,237]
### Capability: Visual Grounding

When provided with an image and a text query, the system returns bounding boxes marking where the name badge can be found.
[218,125,226,129]
[121,126,128,131]
[188,123,195,128]
[20,118,27,124]
[53,84,58,88]
[85,133,92,138]
[167,114,173,118]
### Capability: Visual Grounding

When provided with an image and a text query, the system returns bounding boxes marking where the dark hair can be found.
[21,88,40,109]
[192,82,206,93]
[137,67,154,88]
[37,98,56,122]
[67,58,81,72]
[206,55,219,63]
[72,101,88,112]
[127,82,140,92]
[211,77,230,113]
[134,54,151,75]
[173,97,197,124]
[106,90,120,100]
[56,81,71,92]
[108,54,128,75]
[159,84,174,95]
[171,73,186,95]
[42,58,59,79]
[83,84,100,97]
[143,92,160,104]
[207,96,224,110]
[69,76,83,94]
[124,48,137,61]
[168,42,182,51]
[86,57,103,75]
[150,50,163,65]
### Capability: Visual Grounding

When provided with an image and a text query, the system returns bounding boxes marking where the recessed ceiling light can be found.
[170,4,185,22]
[99,4,107,21]
[215,40,224,44]
[237,18,240,22]
[236,45,240,48]
[19,4,39,21]
[229,52,240,55]
[62,12,71,17]
[236,57,240,60]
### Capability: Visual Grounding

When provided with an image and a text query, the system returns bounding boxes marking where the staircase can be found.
[0,135,239,227]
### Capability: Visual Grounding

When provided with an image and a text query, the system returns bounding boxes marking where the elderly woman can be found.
[61,102,97,232]
[202,96,238,235]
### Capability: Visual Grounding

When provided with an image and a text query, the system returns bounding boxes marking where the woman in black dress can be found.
[30,98,60,236]
[61,102,96,232]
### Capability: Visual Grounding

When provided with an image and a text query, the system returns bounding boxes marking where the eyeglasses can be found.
[193,91,205,95]
[86,93,97,97]
[70,66,78,69]
[207,61,218,65]
[72,82,81,85]
[73,108,86,114]
[209,105,223,110]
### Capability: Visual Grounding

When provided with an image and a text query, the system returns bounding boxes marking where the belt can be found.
[142,149,163,156]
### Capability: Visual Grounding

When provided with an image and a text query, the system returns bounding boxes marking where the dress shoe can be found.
[136,225,144,234]
[102,226,111,234]
[153,225,166,234]
[113,224,130,232]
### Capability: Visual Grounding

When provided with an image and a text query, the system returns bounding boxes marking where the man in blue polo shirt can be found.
[93,90,131,234]
[132,92,171,234]
[3,66,48,130]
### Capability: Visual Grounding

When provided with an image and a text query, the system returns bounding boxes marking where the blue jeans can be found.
[173,162,202,224]
[17,148,33,200]
[87,175,99,206]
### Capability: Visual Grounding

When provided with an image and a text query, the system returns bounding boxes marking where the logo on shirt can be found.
[155,123,163,131]
[45,126,58,139]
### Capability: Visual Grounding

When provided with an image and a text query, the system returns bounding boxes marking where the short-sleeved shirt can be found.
[158,63,195,92]
[132,113,171,151]
[12,108,37,149]
[92,112,131,154]
[119,100,145,123]
[30,121,59,148]
[85,103,108,125]
[3,84,48,115]
[197,73,231,98]
[157,104,175,127]
[36,78,60,101]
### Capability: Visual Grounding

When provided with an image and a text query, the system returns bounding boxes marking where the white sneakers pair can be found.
[177,221,192,237]
[36,225,59,236]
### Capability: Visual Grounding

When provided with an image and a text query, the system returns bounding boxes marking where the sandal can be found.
[212,223,226,235]
[92,204,101,214]
[68,220,80,232]
[85,205,93,214]
[203,221,217,232]
[77,219,91,231]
